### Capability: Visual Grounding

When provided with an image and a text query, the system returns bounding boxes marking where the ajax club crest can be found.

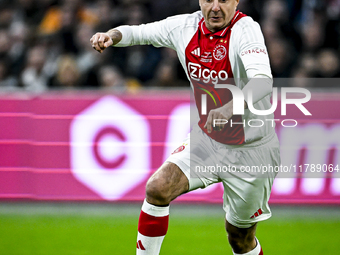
[213,45,227,61]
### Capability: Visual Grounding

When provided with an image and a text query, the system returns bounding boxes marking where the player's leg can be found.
[136,127,220,254]
[226,221,263,255]
[145,161,189,205]
[220,133,280,254]
[136,161,189,255]
[223,176,268,255]
[222,171,273,255]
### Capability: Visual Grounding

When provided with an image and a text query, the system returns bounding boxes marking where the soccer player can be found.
[90,0,280,254]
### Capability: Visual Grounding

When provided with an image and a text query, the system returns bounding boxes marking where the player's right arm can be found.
[90,29,122,53]
[89,13,194,54]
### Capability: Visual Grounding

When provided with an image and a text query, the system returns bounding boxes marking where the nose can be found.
[212,0,220,12]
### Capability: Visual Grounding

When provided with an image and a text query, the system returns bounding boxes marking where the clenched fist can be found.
[90,29,122,53]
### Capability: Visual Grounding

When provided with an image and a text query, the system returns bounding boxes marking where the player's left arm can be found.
[204,19,273,133]
[238,19,273,106]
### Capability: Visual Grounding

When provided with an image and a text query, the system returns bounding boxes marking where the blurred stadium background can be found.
[0,0,340,254]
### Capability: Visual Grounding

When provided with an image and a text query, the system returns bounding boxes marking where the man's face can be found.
[199,0,239,33]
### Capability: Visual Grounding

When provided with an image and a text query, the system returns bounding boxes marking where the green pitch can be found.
[0,203,339,254]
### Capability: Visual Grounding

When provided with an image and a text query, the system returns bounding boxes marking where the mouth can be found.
[209,16,222,22]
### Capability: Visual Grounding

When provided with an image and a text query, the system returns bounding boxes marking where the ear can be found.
[235,0,240,10]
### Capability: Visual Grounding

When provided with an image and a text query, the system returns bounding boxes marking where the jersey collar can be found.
[200,10,242,37]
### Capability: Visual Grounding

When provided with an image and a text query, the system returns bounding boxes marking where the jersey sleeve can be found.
[238,19,272,79]
[113,16,183,50]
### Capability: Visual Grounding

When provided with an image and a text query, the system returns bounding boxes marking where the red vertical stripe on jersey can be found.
[138,211,169,237]
[185,11,247,145]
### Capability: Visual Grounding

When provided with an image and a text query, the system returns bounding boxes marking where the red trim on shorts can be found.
[138,211,169,237]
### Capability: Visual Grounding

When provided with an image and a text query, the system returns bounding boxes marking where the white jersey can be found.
[115,10,275,145]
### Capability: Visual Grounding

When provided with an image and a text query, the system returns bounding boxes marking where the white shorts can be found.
[166,125,281,228]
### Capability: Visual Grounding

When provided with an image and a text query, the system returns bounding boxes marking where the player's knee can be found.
[228,233,252,253]
[145,178,172,205]
[145,162,188,206]
[226,221,257,253]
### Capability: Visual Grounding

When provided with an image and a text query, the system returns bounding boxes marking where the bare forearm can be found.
[107,29,122,46]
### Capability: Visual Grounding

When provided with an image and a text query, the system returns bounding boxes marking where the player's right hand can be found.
[90,33,113,53]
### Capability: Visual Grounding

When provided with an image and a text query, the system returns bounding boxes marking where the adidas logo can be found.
[250,208,263,219]
[136,240,146,250]
[191,47,200,56]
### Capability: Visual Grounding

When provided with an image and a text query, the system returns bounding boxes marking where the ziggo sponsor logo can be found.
[188,62,228,85]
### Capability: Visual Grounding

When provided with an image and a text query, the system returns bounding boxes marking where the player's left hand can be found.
[204,100,233,133]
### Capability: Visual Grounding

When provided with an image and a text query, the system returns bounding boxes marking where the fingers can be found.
[204,109,229,133]
[90,34,103,53]
[204,110,222,134]
[204,110,214,133]
[104,40,113,48]
[98,34,106,50]
[90,33,112,53]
